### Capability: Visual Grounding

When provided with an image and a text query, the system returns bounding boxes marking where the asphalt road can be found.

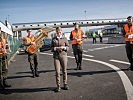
[0,38,133,100]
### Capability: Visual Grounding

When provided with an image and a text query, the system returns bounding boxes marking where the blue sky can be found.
[0,0,133,24]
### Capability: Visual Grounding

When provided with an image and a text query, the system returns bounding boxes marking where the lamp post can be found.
[84,10,87,32]
[84,10,87,21]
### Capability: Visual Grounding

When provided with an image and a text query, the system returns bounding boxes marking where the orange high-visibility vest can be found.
[71,29,83,44]
[31,35,37,41]
[2,38,7,54]
[25,37,32,44]
[25,36,36,44]
[0,39,6,55]
[124,24,133,42]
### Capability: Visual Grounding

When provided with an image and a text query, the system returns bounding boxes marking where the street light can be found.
[84,10,87,20]
[84,10,87,32]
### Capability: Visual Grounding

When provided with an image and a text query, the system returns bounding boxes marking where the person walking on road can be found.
[92,32,97,44]
[123,16,133,71]
[0,28,11,89]
[70,23,84,70]
[99,31,103,43]
[23,30,39,78]
[51,27,69,92]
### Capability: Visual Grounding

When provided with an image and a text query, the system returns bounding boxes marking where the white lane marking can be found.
[110,59,130,65]
[39,52,53,55]
[70,52,94,57]
[88,44,124,51]
[68,56,133,100]
[40,52,94,58]
[40,52,133,100]
[82,54,94,57]
[83,50,88,53]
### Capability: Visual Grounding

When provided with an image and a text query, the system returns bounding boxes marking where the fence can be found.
[8,36,20,60]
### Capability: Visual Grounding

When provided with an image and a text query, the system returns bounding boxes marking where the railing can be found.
[7,36,20,60]
[12,18,127,31]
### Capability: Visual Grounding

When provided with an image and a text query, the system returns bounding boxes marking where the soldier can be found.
[51,27,69,92]
[92,32,97,44]
[23,30,39,78]
[99,31,103,43]
[0,28,11,89]
[123,16,133,71]
[70,23,84,70]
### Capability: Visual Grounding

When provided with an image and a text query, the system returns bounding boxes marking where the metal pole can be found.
[84,10,87,32]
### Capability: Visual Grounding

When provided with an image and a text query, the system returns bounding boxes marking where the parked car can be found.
[40,38,52,52]
[17,44,26,55]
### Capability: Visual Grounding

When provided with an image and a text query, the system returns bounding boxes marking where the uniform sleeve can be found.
[51,38,55,52]
[122,25,126,37]
[81,30,85,38]
[23,38,31,46]
[70,31,73,40]
[81,30,84,35]
[65,38,69,51]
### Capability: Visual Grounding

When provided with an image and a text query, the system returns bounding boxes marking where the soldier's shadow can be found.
[15,69,55,75]
[7,75,32,79]
[68,68,129,77]
[0,87,55,95]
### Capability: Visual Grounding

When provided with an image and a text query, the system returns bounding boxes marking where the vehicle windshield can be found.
[44,39,51,45]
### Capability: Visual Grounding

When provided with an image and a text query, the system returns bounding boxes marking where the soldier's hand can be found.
[6,49,11,54]
[56,47,62,52]
[73,37,77,40]
[31,42,36,45]
[60,46,66,50]
[125,34,129,38]
[76,39,81,42]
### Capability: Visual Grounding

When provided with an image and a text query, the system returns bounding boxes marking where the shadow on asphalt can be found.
[7,75,32,79]
[15,70,55,74]
[7,68,75,79]
[68,68,129,77]
[0,87,55,95]
[15,68,75,74]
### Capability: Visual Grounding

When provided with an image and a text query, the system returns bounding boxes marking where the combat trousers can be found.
[125,42,133,69]
[0,54,8,79]
[28,53,38,76]
[54,54,68,88]
[72,44,83,68]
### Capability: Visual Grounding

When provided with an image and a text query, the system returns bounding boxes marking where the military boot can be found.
[0,79,5,89]
[31,70,35,78]
[35,70,39,77]
[63,84,69,90]
[35,65,39,77]
[54,87,61,92]
[78,63,82,70]
[3,79,11,87]
[128,63,133,71]
[76,62,79,70]
[131,63,133,71]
